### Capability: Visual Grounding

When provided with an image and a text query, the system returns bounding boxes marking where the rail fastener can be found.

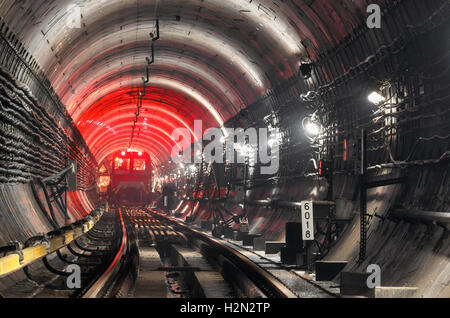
[0,208,104,278]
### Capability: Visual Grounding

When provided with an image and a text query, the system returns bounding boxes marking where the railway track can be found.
[118,207,298,298]
[1,206,316,298]
[0,207,126,298]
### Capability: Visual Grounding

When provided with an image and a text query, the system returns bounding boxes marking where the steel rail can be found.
[82,208,128,298]
[143,208,298,298]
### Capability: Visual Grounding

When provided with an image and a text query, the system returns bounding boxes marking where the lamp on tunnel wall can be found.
[299,63,313,79]
[368,91,386,105]
[299,57,314,79]
[302,117,321,137]
[305,121,320,136]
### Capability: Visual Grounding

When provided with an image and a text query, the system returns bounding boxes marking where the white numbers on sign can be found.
[301,201,314,241]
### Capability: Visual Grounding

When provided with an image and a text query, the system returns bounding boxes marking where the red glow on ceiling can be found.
[76,86,215,164]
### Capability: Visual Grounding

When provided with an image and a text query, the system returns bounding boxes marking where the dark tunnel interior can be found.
[0,0,449,300]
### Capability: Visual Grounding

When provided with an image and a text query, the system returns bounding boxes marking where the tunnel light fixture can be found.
[302,116,321,138]
[299,63,313,79]
[304,121,320,136]
[138,151,143,156]
[368,91,386,105]
[121,151,126,156]
[267,129,281,148]
[234,143,251,156]
[268,138,276,148]
[243,144,252,156]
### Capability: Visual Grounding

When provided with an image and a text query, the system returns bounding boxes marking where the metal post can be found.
[65,160,68,225]
[242,139,249,217]
[359,129,367,262]
[326,149,334,249]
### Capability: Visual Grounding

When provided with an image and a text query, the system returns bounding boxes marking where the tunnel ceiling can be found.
[0,0,382,164]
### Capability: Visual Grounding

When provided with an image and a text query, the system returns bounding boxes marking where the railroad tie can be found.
[133,246,167,298]
[173,246,232,298]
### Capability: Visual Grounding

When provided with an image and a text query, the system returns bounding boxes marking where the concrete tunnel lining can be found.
[0,0,448,298]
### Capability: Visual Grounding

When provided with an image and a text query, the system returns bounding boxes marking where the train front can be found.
[105,150,156,206]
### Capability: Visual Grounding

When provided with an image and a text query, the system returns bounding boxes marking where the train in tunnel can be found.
[108,150,155,206]
[0,0,448,303]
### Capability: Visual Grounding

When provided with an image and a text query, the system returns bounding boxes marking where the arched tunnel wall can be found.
[0,0,448,298]
[172,1,450,297]
[0,20,98,246]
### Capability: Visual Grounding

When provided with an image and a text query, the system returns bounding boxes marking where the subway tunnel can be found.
[0,0,449,300]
